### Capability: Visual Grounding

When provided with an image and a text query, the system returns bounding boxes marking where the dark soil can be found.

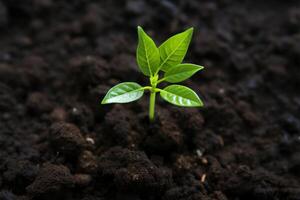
[0,0,300,199]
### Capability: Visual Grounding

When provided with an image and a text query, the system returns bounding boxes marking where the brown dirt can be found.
[0,0,300,199]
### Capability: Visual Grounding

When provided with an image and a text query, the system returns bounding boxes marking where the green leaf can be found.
[101,82,144,104]
[160,85,203,107]
[159,28,194,72]
[136,26,160,76]
[164,63,204,83]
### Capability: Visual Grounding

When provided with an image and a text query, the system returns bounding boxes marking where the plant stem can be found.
[149,90,156,122]
[142,86,152,91]
[156,78,165,84]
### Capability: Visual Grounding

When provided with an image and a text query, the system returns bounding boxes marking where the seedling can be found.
[101,26,204,122]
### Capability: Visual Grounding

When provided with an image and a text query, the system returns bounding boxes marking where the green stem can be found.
[142,86,152,91]
[156,78,166,84]
[149,90,156,122]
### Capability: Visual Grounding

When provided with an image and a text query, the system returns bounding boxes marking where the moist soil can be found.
[0,0,300,199]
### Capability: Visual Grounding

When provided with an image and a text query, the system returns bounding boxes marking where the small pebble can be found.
[201,158,208,165]
[86,137,95,145]
[201,174,206,183]
[196,149,203,157]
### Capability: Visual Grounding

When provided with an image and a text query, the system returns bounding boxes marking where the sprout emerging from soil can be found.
[101,26,204,122]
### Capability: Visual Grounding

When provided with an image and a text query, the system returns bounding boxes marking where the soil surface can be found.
[0,0,300,199]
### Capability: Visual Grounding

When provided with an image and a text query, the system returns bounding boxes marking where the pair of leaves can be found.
[137,26,196,77]
[137,27,204,83]
[102,82,203,107]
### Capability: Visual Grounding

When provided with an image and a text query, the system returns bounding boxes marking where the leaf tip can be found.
[197,101,204,107]
[101,98,107,104]
[187,27,194,34]
[198,65,205,70]
[192,64,204,72]
[196,96,204,107]
[137,26,144,35]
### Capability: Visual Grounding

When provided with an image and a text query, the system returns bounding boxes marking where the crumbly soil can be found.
[0,0,300,199]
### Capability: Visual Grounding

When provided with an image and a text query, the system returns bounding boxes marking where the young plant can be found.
[101,26,204,122]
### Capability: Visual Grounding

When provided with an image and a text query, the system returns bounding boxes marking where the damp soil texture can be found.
[1,0,300,200]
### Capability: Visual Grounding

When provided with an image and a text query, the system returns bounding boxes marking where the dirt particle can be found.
[187,113,205,132]
[211,191,228,200]
[49,122,86,155]
[194,129,223,153]
[104,105,144,147]
[86,137,95,145]
[26,92,52,114]
[201,158,208,165]
[73,174,92,187]
[26,163,74,197]
[201,174,206,183]
[196,149,203,157]
[50,107,67,122]
[144,109,183,154]
[97,147,172,193]
[68,104,94,130]
[163,186,206,200]
[78,150,98,174]
[174,155,198,172]
[3,159,38,192]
